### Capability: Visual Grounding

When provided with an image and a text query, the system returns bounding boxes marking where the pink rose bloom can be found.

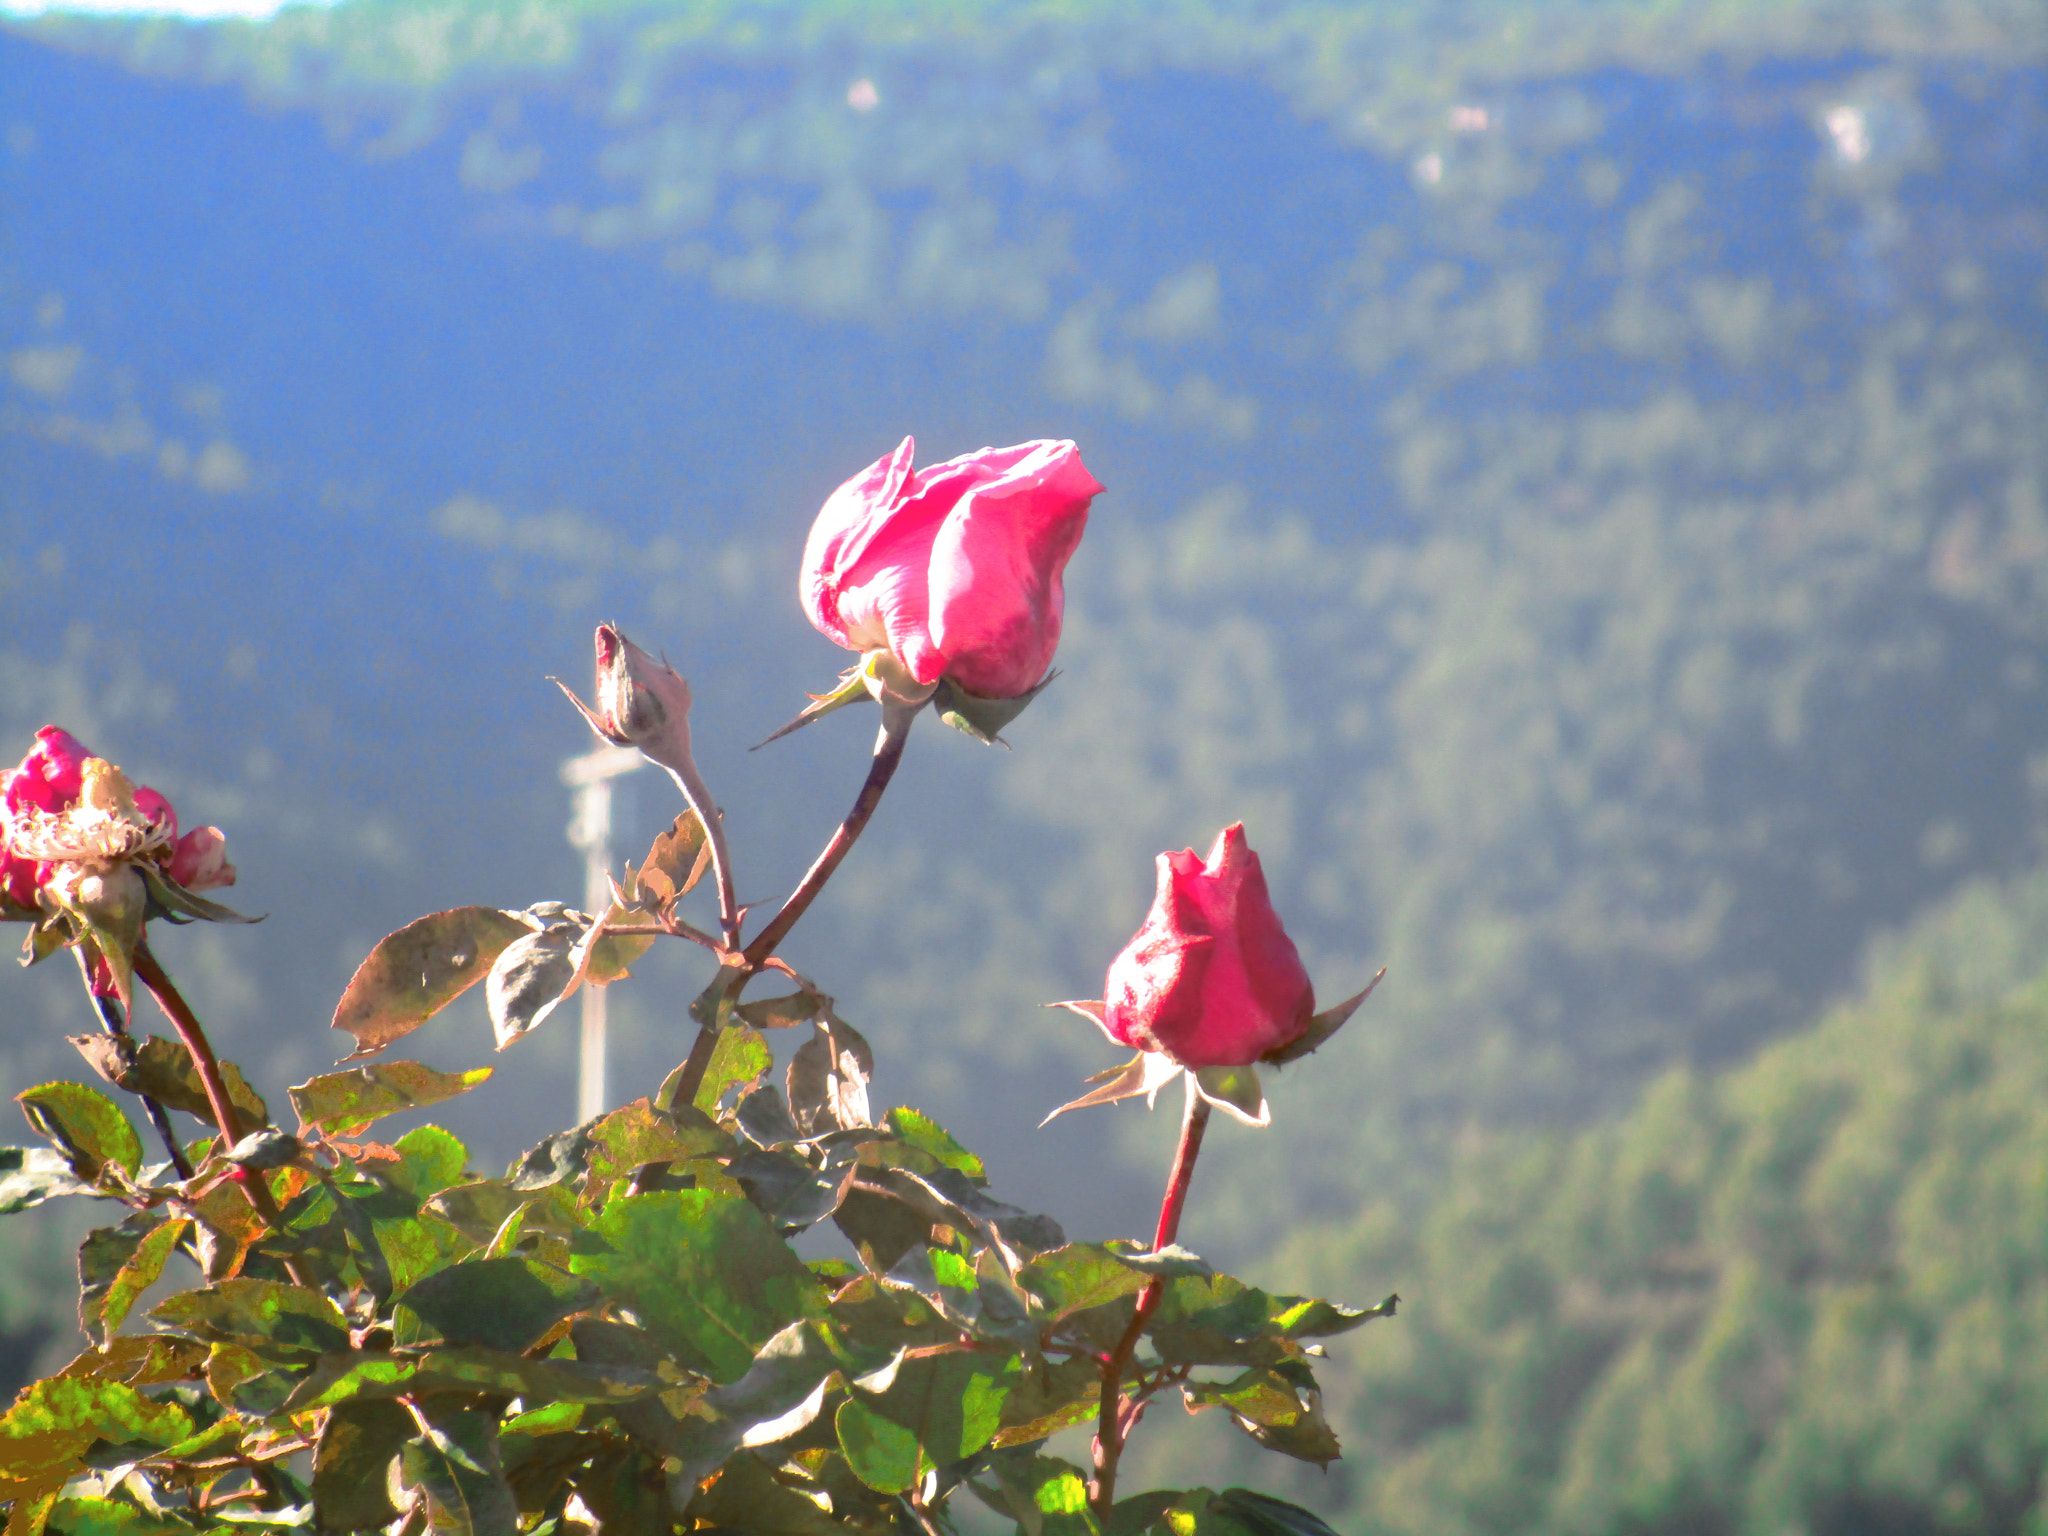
[1,725,234,909]
[1100,823,1315,1068]
[801,436,1102,699]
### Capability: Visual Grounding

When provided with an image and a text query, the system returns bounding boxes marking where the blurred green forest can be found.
[3,0,2047,1526]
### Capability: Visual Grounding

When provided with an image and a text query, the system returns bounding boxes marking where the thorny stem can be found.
[738,702,917,977]
[133,940,306,1280]
[1091,1077,1213,1516]
[87,983,194,1179]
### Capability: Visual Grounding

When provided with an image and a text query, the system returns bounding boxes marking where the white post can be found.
[562,744,646,1123]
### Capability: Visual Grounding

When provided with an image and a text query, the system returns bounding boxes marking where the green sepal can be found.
[1262,970,1385,1066]
[135,861,257,926]
[754,664,873,749]
[1192,1064,1269,1128]
[931,671,1057,746]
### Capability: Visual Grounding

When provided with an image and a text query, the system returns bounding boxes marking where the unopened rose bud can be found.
[557,625,700,779]
[167,826,237,892]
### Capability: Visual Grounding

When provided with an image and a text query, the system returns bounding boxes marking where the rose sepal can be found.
[42,865,147,1010]
[137,861,259,927]
[932,671,1057,746]
[1192,1062,1270,1128]
[1038,1033,1182,1126]
[754,664,872,749]
[1261,968,1386,1066]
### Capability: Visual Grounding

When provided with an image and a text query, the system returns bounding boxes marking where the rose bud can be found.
[1101,823,1314,1069]
[556,624,699,774]
[801,436,1102,705]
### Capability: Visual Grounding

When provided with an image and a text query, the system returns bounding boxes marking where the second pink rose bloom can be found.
[1102,823,1317,1069]
[801,436,1103,700]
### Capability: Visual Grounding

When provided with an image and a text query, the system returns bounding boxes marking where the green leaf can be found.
[312,1399,410,1533]
[568,1190,821,1383]
[882,1108,985,1182]
[67,1034,268,1128]
[678,1026,771,1115]
[289,1062,493,1135]
[1019,1244,1149,1323]
[1210,1489,1344,1536]
[79,1214,187,1345]
[397,1403,519,1536]
[331,907,532,1060]
[17,1083,142,1181]
[43,1494,198,1535]
[281,1346,660,1413]
[0,1146,94,1213]
[151,1279,350,1358]
[684,1447,844,1536]
[993,1356,1103,1446]
[839,1352,1015,1490]
[583,1099,734,1191]
[1184,1366,1341,1467]
[972,1451,1098,1536]
[396,1257,595,1352]
[0,1376,192,1486]
[1146,1277,1395,1368]
[385,1125,472,1198]
[422,1179,578,1248]
[833,1398,921,1496]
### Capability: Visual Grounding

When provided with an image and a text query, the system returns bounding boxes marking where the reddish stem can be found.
[134,941,300,1257]
[1091,1081,1212,1515]
[738,705,914,975]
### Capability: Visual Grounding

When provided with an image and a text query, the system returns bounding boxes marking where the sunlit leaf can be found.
[486,927,578,1050]
[881,1107,983,1182]
[0,1147,94,1214]
[395,1256,594,1353]
[289,1062,493,1135]
[17,1083,142,1181]
[331,907,531,1060]
[78,1214,187,1345]
[68,1034,267,1127]
[152,1278,350,1358]
[0,1376,192,1487]
[398,1402,519,1536]
[312,1398,410,1533]
[569,1190,821,1383]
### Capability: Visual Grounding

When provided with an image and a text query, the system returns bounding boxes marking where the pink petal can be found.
[927,441,1100,698]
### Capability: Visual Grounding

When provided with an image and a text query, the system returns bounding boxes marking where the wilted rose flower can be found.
[1099,823,1314,1068]
[1,726,236,911]
[801,436,1102,700]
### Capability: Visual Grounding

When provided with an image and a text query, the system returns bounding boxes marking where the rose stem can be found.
[87,985,193,1180]
[739,702,916,975]
[1090,1078,1213,1516]
[133,940,306,1278]
[659,704,916,1120]
[660,754,741,951]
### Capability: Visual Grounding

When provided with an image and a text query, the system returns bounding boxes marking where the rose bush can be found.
[1101,823,1315,1068]
[0,435,1387,1536]
[800,435,1101,700]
